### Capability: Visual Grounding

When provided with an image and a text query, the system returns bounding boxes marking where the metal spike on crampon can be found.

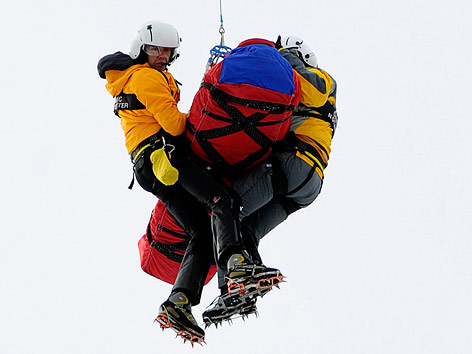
[205,320,219,329]
[173,328,205,346]
[178,330,206,347]
[155,314,172,329]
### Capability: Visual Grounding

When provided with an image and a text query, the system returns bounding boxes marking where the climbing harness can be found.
[205,0,232,73]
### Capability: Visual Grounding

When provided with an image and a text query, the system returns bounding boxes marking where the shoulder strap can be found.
[312,100,338,134]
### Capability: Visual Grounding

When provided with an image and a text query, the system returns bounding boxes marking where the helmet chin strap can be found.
[155,62,171,71]
[161,53,179,67]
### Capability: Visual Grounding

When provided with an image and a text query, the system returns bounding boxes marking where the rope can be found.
[219,0,225,47]
[205,0,232,73]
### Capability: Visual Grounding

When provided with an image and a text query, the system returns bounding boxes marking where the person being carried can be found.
[97,21,282,344]
[202,35,339,327]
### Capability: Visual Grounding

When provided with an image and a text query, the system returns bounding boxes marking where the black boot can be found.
[225,252,285,297]
[155,292,205,345]
[202,291,258,328]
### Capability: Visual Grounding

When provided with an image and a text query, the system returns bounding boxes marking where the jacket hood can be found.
[97,51,150,96]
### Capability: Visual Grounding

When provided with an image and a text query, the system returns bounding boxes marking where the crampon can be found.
[155,312,206,347]
[204,304,259,328]
[202,273,286,328]
[202,292,258,328]
[227,273,286,297]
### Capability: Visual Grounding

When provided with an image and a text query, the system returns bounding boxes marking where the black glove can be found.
[274,35,282,49]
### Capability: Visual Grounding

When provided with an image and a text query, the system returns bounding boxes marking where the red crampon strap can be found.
[227,281,248,296]
[227,274,286,296]
[255,274,286,292]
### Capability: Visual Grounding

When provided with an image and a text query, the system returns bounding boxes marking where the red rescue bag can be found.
[138,200,216,285]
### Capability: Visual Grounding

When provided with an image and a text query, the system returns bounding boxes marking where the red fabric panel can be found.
[138,201,216,285]
[237,38,275,48]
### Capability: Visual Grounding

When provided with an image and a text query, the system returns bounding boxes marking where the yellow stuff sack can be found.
[150,148,179,186]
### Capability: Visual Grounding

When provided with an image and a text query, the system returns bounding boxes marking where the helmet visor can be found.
[143,45,179,64]
[143,45,175,56]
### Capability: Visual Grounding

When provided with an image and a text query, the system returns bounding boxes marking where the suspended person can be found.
[202,35,339,327]
[97,21,282,344]
[183,37,302,317]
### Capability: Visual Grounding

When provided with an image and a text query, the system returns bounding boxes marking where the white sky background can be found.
[1,0,471,353]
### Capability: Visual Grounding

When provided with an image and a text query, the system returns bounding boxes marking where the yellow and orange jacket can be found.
[98,52,188,153]
[279,49,338,175]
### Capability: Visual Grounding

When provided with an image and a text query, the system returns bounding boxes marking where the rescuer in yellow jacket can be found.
[234,35,337,215]
[288,52,337,178]
[231,35,338,230]
[103,60,187,154]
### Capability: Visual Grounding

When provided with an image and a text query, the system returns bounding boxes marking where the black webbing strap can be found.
[113,71,175,117]
[285,165,318,197]
[146,223,189,263]
[281,132,326,196]
[284,132,327,170]
[129,132,163,162]
[189,82,294,173]
[156,224,190,240]
[201,82,296,113]
[300,100,338,135]
[114,92,146,116]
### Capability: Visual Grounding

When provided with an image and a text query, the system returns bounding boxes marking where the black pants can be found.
[133,139,243,304]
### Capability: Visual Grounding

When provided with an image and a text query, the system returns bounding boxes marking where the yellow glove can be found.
[150,148,179,186]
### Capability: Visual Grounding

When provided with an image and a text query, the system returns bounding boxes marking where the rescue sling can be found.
[187,39,300,180]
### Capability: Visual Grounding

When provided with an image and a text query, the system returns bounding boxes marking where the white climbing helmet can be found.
[129,21,181,64]
[280,35,318,68]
